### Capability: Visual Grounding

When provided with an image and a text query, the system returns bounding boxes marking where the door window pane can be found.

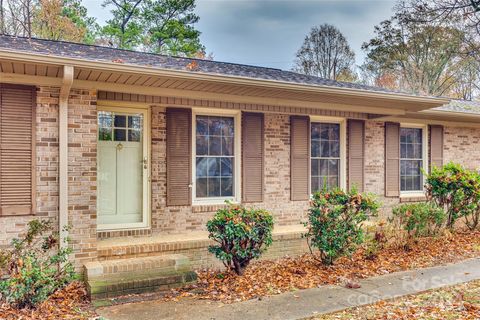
[400,127,423,192]
[311,122,341,192]
[195,115,235,198]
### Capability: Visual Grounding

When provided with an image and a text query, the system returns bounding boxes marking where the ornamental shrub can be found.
[425,162,480,230]
[207,203,274,275]
[0,220,76,309]
[390,202,446,241]
[304,188,380,265]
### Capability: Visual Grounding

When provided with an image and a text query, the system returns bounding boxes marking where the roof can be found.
[0,35,416,96]
[433,99,480,115]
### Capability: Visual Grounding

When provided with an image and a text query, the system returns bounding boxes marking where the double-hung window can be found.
[311,121,344,192]
[400,126,426,192]
[194,112,239,203]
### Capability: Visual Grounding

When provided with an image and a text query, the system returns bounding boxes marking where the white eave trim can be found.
[0,49,450,106]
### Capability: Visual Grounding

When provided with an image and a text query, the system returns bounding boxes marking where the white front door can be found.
[97,108,149,230]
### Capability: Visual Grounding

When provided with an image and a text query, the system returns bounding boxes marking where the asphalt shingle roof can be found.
[433,99,480,115]
[0,35,411,96]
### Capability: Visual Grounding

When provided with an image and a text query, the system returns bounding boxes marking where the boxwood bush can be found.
[207,203,274,275]
[304,188,379,265]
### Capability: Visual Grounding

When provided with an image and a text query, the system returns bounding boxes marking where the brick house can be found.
[0,35,479,297]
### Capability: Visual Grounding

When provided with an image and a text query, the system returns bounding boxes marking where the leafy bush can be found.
[0,220,76,309]
[304,188,380,265]
[363,222,388,260]
[425,162,480,230]
[207,203,274,275]
[390,202,446,240]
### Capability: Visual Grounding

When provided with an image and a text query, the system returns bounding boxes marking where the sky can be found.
[82,0,396,70]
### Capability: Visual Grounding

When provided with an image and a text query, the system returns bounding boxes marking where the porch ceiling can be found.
[0,57,449,117]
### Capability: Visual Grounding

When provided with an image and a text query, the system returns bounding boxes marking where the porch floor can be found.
[98,224,306,249]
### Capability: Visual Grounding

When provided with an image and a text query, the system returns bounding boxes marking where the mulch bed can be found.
[165,230,480,303]
[0,281,95,320]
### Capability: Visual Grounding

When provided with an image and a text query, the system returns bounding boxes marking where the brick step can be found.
[84,254,197,299]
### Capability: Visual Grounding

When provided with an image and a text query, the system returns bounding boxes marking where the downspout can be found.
[59,65,74,249]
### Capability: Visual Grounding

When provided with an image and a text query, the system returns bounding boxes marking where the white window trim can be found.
[309,116,347,192]
[191,108,241,205]
[399,123,428,197]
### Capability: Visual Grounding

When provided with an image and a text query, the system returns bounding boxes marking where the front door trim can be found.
[97,105,151,231]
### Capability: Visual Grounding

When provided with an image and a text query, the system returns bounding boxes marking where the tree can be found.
[293,24,356,81]
[361,7,470,96]
[100,0,144,49]
[100,0,204,56]
[33,0,92,42]
[61,0,99,44]
[1,0,36,37]
[142,0,203,56]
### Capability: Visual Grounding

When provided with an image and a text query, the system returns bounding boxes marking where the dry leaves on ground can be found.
[316,279,480,320]
[0,281,95,320]
[165,231,480,303]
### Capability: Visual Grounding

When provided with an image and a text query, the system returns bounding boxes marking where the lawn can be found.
[316,279,480,320]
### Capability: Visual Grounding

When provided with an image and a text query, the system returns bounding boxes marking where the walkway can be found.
[97,257,480,320]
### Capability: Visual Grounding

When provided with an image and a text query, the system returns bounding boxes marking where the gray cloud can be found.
[82,0,395,69]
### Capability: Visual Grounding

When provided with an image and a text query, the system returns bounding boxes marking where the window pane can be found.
[128,129,141,142]
[207,158,220,177]
[196,136,208,155]
[196,116,208,135]
[221,158,233,177]
[196,157,208,177]
[413,143,422,159]
[320,141,329,157]
[209,136,222,156]
[413,176,421,191]
[222,118,234,136]
[221,178,233,196]
[311,177,319,193]
[196,178,207,197]
[319,159,328,176]
[128,115,142,129]
[330,141,340,157]
[328,159,339,176]
[311,159,319,176]
[114,115,126,128]
[222,137,233,156]
[114,129,126,141]
[328,176,339,189]
[98,112,113,128]
[400,144,407,158]
[311,124,321,139]
[208,178,221,197]
[209,117,223,136]
[99,127,112,141]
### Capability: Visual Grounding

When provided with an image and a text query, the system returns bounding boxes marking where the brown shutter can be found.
[348,119,365,192]
[290,115,310,201]
[242,112,264,202]
[0,84,36,216]
[385,122,400,197]
[429,125,444,170]
[166,108,192,206]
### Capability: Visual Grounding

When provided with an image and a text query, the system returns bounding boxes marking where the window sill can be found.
[399,193,427,203]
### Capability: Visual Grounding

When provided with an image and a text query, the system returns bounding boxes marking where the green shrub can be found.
[0,220,76,309]
[207,203,274,275]
[363,222,388,260]
[425,162,480,230]
[304,188,380,265]
[390,202,446,240]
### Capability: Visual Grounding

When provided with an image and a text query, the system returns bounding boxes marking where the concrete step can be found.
[84,254,197,299]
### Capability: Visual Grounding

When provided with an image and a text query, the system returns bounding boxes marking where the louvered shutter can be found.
[429,125,444,170]
[242,112,264,202]
[0,84,36,216]
[166,108,192,206]
[348,119,365,192]
[385,122,400,197]
[290,116,310,201]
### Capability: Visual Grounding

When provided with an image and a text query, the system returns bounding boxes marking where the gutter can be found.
[59,65,73,250]
[0,49,450,107]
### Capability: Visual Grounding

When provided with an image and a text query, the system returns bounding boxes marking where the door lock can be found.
[143,157,148,169]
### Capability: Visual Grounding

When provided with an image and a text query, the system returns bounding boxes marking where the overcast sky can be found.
[82,0,396,70]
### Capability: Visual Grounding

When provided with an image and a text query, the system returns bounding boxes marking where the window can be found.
[194,115,235,199]
[311,122,341,192]
[98,111,143,142]
[400,127,424,192]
